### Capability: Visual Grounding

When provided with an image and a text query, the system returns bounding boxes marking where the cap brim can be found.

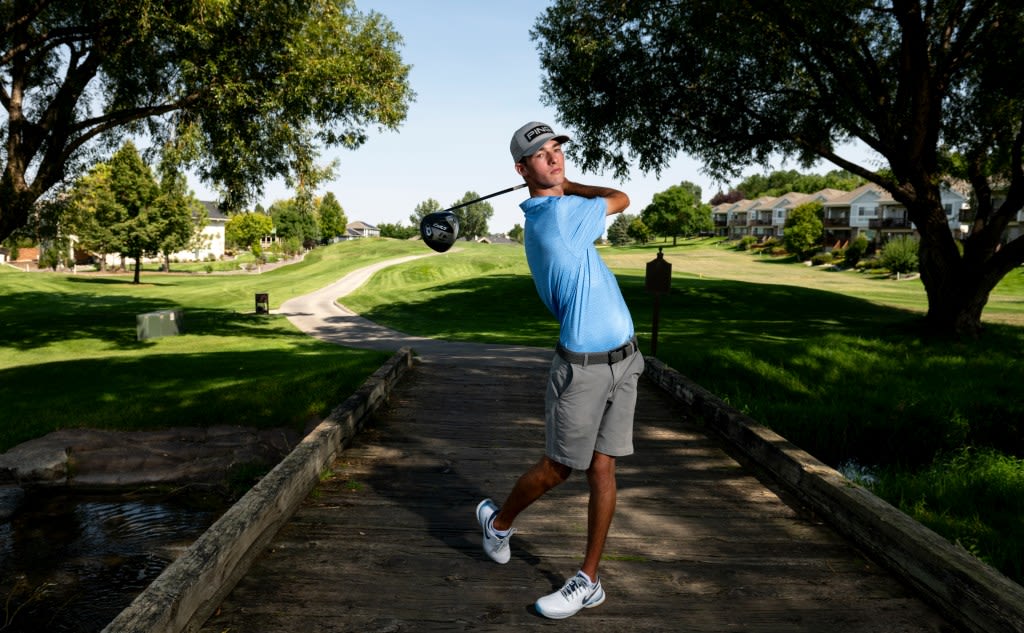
[519,134,570,160]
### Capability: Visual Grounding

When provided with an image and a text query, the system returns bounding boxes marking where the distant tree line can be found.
[44,141,350,282]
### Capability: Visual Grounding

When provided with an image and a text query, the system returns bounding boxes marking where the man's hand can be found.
[562,180,630,215]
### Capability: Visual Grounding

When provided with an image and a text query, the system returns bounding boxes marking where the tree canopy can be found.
[534,0,1024,337]
[317,192,348,243]
[450,191,494,241]
[783,201,825,260]
[226,212,274,257]
[0,0,413,243]
[64,141,203,280]
[409,199,442,226]
[103,142,161,282]
[735,169,866,200]
[640,181,712,245]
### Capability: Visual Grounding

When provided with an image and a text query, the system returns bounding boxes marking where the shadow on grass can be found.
[0,290,288,351]
[0,343,390,452]
[616,272,1024,468]
[62,275,179,287]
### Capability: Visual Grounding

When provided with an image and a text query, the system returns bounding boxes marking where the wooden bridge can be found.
[194,348,957,633]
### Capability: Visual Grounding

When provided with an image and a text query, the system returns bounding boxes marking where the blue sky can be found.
[190,1,855,234]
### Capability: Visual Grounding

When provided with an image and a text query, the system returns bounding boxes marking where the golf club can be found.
[420,183,527,252]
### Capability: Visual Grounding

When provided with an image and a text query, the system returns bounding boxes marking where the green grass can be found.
[873,447,1024,581]
[0,238,424,451]
[343,238,1024,584]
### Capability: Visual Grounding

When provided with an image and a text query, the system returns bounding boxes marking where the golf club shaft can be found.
[442,183,527,213]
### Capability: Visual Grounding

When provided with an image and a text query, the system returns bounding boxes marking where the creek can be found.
[0,488,227,633]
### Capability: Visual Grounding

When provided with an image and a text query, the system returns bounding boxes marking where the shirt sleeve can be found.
[559,196,607,253]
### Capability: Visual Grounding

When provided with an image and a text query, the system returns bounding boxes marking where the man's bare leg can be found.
[581,451,616,581]
[492,455,571,532]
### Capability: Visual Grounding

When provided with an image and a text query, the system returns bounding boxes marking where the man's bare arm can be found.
[562,180,630,216]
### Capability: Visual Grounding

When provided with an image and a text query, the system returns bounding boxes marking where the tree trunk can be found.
[133,257,141,284]
[915,206,997,339]
[0,176,35,244]
[920,272,990,339]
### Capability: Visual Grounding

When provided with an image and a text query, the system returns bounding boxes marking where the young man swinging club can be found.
[475,121,644,620]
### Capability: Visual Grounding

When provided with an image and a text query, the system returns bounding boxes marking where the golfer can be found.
[476,121,644,619]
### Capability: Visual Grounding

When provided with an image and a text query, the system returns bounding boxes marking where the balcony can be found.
[869,218,911,229]
[824,217,850,227]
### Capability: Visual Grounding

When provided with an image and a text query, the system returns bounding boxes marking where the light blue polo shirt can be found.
[521,194,634,352]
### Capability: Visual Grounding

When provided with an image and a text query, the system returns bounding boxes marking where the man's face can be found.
[515,139,565,190]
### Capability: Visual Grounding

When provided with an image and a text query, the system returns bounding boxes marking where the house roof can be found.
[822,183,885,207]
[200,201,230,221]
[765,192,812,210]
[738,196,774,212]
[347,221,378,231]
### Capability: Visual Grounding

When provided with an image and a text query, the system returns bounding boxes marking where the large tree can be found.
[409,198,442,226]
[640,181,712,245]
[450,191,494,241]
[65,162,121,271]
[225,211,274,258]
[269,198,319,252]
[106,141,160,283]
[151,165,207,272]
[317,192,348,243]
[0,0,413,243]
[534,0,1024,338]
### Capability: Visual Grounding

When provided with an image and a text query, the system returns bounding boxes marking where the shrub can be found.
[737,235,758,251]
[783,201,824,259]
[811,252,834,266]
[879,236,919,274]
[844,235,869,268]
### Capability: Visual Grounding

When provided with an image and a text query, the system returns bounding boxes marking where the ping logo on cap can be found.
[524,125,553,142]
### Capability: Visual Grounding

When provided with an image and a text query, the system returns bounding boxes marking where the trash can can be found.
[255,293,269,314]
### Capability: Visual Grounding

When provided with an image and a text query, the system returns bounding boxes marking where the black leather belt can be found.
[556,336,639,366]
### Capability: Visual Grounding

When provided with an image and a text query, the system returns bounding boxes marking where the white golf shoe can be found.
[475,498,514,564]
[535,571,606,619]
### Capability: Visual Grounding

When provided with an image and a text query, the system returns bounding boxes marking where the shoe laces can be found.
[487,516,515,542]
[560,576,591,600]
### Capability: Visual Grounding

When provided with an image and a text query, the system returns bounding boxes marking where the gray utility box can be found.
[137,309,184,341]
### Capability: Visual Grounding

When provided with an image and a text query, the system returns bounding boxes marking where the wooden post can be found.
[644,248,672,356]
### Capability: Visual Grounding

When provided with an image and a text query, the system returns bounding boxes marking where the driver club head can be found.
[420,212,460,252]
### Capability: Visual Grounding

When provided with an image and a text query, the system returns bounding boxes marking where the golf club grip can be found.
[443,183,527,213]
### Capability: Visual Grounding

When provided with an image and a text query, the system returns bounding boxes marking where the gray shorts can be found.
[544,348,644,470]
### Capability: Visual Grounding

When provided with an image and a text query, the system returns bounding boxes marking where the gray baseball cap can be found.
[510,121,570,161]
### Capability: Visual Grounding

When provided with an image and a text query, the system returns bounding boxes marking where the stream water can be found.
[0,489,226,633]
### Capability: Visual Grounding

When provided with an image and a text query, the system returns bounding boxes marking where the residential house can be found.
[728,197,771,240]
[982,188,1023,244]
[168,201,228,262]
[712,201,740,238]
[765,192,812,238]
[821,183,967,247]
[747,196,777,240]
[343,221,380,240]
[822,184,885,247]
